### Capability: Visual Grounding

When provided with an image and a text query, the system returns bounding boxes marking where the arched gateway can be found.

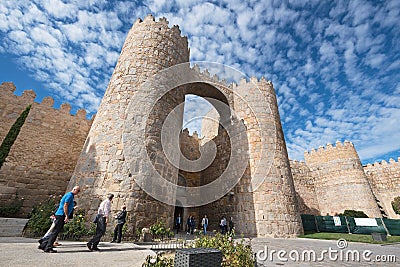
[68,15,303,237]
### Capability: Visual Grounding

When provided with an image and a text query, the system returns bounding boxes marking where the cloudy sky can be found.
[0,0,399,164]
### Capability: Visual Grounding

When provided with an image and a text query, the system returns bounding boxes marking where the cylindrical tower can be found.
[68,15,189,228]
[304,141,381,217]
[233,77,303,237]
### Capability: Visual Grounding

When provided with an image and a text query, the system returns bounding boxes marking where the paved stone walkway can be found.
[0,237,155,267]
[0,236,398,266]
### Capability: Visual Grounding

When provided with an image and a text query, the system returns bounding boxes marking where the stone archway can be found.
[69,15,303,237]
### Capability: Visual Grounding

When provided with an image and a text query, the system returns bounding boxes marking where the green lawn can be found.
[298,232,400,244]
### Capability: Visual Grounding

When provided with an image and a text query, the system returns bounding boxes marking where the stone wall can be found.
[304,141,381,218]
[179,129,201,188]
[0,82,92,216]
[364,158,400,219]
[200,108,219,144]
[289,160,320,215]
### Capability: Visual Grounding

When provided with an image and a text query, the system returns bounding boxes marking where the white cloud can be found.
[40,0,78,19]
[0,0,398,163]
[31,26,61,47]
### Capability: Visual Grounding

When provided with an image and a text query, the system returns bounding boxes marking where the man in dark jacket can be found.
[111,204,127,243]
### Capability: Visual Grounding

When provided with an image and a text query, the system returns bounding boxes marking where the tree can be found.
[338,210,368,218]
[0,105,31,168]
[392,197,400,215]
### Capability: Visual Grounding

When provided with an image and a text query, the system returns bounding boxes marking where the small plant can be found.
[149,220,174,240]
[192,231,254,267]
[0,192,24,217]
[142,255,174,267]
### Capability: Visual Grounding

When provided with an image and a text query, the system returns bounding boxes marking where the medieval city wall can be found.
[0,82,92,215]
[364,158,400,219]
[304,141,381,218]
[1,14,399,241]
[289,160,320,215]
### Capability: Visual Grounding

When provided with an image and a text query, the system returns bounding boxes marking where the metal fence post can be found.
[344,216,351,234]
[379,217,391,236]
[314,215,319,232]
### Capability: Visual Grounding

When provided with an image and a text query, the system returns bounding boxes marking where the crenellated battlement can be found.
[180,128,202,141]
[188,64,275,92]
[0,81,16,93]
[131,14,187,41]
[0,82,92,121]
[305,140,354,156]
[233,76,275,100]
[289,159,307,168]
[189,64,234,90]
[304,140,359,165]
[0,82,37,103]
[235,76,273,91]
[365,157,400,168]
[237,76,273,86]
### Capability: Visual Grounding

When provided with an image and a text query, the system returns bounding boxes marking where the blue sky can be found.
[0,0,399,164]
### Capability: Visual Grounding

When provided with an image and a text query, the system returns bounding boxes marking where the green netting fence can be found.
[301,214,400,236]
[383,218,400,236]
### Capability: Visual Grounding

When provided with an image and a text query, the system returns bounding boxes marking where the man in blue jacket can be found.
[38,186,81,253]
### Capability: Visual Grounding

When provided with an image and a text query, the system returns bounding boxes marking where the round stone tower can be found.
[68,15,189,227]
[304,141,381,217]
[232,78,303,237]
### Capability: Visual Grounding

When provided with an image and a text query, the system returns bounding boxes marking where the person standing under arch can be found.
[201,215,208,235]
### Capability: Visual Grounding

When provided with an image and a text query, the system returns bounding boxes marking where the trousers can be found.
[88,215,106,247]
[39,215,65,251]
[113,223,124,242]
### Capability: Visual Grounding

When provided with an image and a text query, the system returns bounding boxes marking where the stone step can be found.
[0,217,29,237]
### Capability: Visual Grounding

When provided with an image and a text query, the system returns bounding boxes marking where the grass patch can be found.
[299,232,400,244]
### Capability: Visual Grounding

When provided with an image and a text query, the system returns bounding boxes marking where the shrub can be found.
[0,193,24,217]
[392,197,400,215]
[192,231,254,267]
[338,210,368,218]
[59,208,91,240]
[142,255,174,267]
[23,195,93,239]
[149,220,174,240]
[23,195,59,237]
